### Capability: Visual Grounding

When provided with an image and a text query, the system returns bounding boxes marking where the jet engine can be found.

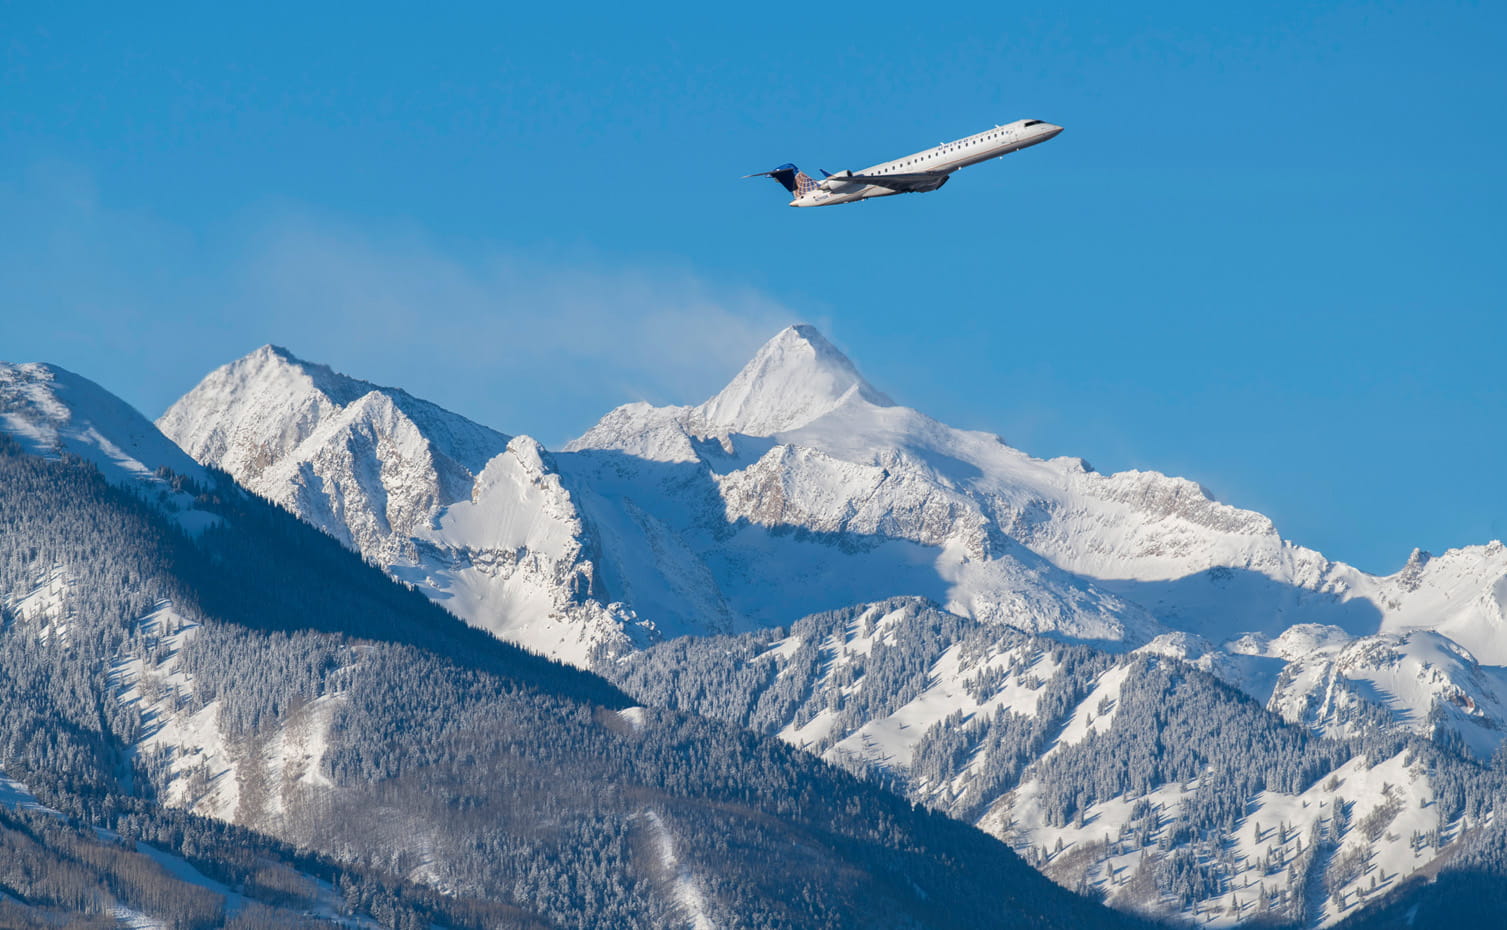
[818,169,858,191]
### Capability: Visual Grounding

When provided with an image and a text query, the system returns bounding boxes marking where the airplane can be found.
[745,118,1063,207]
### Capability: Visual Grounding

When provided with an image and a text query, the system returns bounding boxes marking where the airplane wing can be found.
[836,171,952,193]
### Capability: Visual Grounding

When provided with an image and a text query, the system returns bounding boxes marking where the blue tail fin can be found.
[746,163,819,196]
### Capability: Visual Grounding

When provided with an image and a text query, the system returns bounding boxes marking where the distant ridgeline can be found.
[0,367,1146,929]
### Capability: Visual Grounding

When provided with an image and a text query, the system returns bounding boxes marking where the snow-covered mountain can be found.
[1263,625,1507,757]
[2,361,221,537]
[153,326,1507,929]
[159,345,638,664]
[12,333,1506,929]
[159,326,1507,757]
[3,361,207,485]
[6,357,1134,930]
[157,344,509,564]
[572,326,1507,671]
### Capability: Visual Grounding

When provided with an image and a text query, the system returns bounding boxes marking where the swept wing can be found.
[827,170,952,193]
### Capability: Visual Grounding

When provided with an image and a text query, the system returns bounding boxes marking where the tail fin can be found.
[744,163,820,196]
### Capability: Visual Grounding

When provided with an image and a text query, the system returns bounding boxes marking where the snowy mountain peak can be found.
[240,343,374,407]
[157,347,642,664]
[1,361,222,537]
[159,345,514,567]
[160,345,509,482]
[691,324,892,436]
[1,360,207,487]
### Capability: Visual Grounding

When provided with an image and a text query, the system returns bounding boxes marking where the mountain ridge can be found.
[2,360,208,486]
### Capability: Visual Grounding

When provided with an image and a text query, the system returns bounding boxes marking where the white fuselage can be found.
[792,118,1063,207]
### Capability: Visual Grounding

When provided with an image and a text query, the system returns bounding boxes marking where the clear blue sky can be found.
[3,2,1503,573]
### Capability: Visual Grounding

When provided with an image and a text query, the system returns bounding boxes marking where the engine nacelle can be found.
[818,169,857,191]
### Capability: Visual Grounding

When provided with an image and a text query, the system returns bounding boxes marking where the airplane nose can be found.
[1043,124,1064,138]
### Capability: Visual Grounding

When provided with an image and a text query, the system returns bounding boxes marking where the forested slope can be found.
[612,599,1507,927]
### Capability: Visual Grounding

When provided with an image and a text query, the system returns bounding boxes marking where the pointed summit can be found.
[230,344,379,406]
[693,324,891,436]
[160,344,511,496]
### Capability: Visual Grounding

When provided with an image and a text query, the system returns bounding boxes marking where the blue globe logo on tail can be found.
[745,163,817,198]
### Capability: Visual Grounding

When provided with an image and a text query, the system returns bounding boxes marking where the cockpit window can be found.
[1023,120,1043,127]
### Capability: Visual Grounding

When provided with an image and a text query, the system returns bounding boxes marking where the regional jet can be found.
[745,118,1063,207]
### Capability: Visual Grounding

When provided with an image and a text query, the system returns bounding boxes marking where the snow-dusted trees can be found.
[608,573,1507,926]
